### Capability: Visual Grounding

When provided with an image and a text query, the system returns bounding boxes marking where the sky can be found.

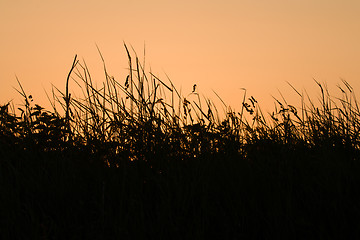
[1,0,360,115]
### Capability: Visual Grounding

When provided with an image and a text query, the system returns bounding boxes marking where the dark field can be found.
[1,47,360,239]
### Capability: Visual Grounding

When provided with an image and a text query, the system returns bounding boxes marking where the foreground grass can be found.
[1,46,360,239]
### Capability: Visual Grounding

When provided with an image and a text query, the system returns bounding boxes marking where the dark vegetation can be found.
[1,45,360,239]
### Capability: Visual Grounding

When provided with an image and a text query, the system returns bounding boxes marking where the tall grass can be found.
[1,44,360,239]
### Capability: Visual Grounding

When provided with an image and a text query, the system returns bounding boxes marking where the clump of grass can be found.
[1,44,360,239]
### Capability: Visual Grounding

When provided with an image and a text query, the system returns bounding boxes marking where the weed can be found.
[1,45,360,239]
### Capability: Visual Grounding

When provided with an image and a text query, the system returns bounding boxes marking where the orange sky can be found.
[1,0,360,114]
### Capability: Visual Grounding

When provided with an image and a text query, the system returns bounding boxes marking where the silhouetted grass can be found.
[1,45,360,239]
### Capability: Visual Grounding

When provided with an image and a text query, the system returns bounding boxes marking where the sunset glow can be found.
[1,0,360,112]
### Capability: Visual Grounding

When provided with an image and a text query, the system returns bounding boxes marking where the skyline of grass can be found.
[4,44,359,154]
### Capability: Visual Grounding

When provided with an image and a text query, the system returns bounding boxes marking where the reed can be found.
[1,44,360,239]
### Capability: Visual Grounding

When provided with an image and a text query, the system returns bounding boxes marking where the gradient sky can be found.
[1,0,360,114]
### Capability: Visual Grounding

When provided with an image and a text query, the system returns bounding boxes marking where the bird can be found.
[192,84,197,93]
